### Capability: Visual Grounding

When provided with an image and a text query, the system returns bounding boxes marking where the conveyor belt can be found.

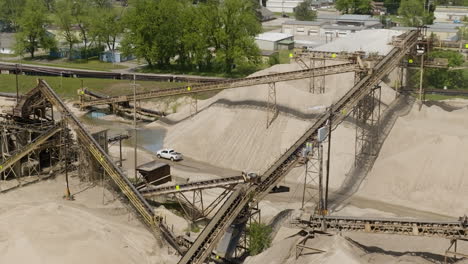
[295,215,468,238]
[83,89,166,117]
[0,125,62,174]
[0,62,226,83]
[178,186,249,264]
[296,50,384,61]
[140,176,245,197]
[80,62,360,107]
[177,30,421,264]
[35,80,183,254]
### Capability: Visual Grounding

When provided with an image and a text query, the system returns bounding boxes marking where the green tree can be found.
[92,0,111,8]
[90,5,123,52]
[294,0,317,21]
[0,0,26,31]
[41,0,55,11]
[15,0,55,58]
[122,0,182,67]
[336,0,372,14]
[383,0,401,14]
[55,0,80,59]
[459,17,468,40]
[398,0,433,26]
[71,0,93,60]
[248,223,272,255]
[122,0,260,73]
[424,50,465,90]
[214,0,261,73]
[178,1,205,68]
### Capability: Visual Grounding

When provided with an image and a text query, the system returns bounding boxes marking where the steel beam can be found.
[80,63,361,107]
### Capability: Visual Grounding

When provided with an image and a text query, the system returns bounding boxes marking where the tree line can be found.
[121,0,261,73]
[1,0,121,59]
[0,0,261,74]
[334,0,468,26]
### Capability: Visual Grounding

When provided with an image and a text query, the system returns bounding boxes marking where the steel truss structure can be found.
[177,29,422,264]
[140,175,245,197]
[266,82,278,128]
[232,203,261,259]
[300,141,324,214]
[4,80,184,255]
[174,186,236,223]
[79,63,361,108]
[354,85,381,167]
[294,54,326,94]
[445,237,468,264]
[294,215,468,239]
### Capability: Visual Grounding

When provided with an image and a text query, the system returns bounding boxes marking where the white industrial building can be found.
[281,15,382,39]
[392,23,461,42]
[434,6,468,23]
[255,32,294,51]
[266,0,305,13]
[310,29,402,56]
[282,20,328,36]
[0,33,15,54]
[266,0,333,13]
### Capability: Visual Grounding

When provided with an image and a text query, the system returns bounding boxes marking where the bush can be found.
[248,222,272,255]
[268,53,280,66]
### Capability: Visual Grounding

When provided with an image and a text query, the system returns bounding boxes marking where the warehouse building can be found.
[255,32,294,51]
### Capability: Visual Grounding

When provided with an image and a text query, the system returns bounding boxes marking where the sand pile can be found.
[157,62,358,173]
[243,226,450,264]
[0,174,178,264]
[358,102,468,217]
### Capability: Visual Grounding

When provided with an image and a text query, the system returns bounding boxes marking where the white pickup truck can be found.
[156,149,183,161]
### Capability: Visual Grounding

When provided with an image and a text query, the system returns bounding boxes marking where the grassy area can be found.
[0,74,187,99]
[262,25,282,32]
[1,57,129,72]
[272,12,295,18]
[0,54,17,58]
[424,94,468,101]
[138,63,262,79]
[386,15,404,25]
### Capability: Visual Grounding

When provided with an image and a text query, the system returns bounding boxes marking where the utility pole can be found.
[63,123,72,200]
[132,74,138,182]
[419,53,425,102]
[324,107,332,213]
[15,64,19,104]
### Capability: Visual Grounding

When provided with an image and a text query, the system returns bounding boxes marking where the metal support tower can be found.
[174,186,236,223]
[233,203,261,259]
[394,64,404,98]
[300,141,324,215]
[295,231,326,259]
[266,82,278,128]
[354,85,381,167]
[445,237,468,264]
[190,96,198,118]
[311,55,325,94]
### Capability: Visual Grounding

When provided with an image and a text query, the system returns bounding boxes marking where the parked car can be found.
[156,149,183,161]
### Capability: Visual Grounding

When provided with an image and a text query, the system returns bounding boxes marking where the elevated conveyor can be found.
[80,63,361,107]
[296,215,468,238]
[177,30,421,264]
[35,80,183,254]
[140,176,245,197]
[0,124,62,174]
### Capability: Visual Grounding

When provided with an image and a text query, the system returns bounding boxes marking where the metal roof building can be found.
[255,32,294,51]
